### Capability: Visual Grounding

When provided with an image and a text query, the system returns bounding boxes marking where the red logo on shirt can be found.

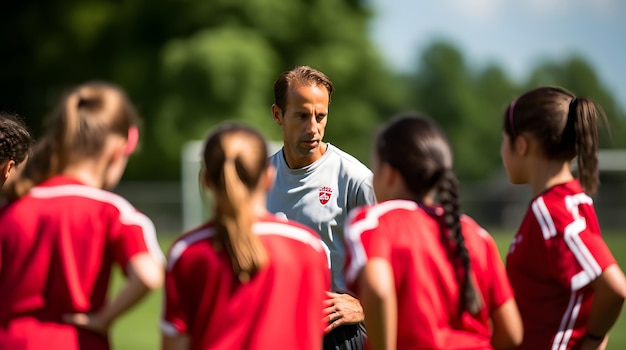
[319,186,332,205]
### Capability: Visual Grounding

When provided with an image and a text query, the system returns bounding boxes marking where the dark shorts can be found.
[323,323,366,350]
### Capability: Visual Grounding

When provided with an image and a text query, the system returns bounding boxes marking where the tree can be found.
[0,0,404,180]
[408,41,518,180]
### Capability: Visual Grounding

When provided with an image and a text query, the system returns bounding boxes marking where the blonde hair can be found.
[3,82,137,200]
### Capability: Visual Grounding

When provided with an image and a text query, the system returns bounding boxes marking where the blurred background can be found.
[2,0,626,234]
[2,0,626,348]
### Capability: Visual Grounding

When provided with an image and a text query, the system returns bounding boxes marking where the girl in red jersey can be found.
[160,123,330,350]
[502,86,626,350]
[0,112,32,188]
[0,82,164,350]
[344,113,522,350]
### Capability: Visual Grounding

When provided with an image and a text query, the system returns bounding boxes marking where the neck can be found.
[63,158,108,188]
[528,159,574,196]
[283,142,327,169]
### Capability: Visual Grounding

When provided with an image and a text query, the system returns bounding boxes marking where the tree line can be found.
[1,0,624,181]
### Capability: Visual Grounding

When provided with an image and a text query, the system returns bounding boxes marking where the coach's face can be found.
[272,83,329,169]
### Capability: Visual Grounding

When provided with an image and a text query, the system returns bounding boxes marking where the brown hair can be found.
[0,112,33,165]
[376,112,483,315]
[4,81,138,199]
[504,86,601,195]
[273,65,334,112]
[203,123,269,282]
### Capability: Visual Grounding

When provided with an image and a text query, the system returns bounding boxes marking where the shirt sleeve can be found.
[161,254,190,336]
[485,233,514,311]
[354,174,377,207]
[109,204,164,274]
[543,201,616,291]
[344,207,390,291]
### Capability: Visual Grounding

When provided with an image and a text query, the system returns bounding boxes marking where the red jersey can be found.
[344,199,513,350]
[506,180,616,349]
[161,214,330,350]
[0,175,163,350]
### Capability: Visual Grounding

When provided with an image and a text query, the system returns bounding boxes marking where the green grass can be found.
[110,232,626,349]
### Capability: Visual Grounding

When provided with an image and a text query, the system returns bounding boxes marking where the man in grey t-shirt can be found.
[267,65,376,350]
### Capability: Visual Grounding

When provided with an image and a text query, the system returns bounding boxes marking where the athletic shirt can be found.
[506,180,616,349]
[267,143,376,292]
[344,200,514,350]
[0,175,163,350]
[161,214,330,350]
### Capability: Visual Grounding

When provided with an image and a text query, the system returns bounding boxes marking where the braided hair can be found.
[376,112,483,314]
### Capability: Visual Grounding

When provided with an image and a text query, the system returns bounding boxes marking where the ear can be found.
[380,162,398,187]
[271,104,283,126]
[262,165,276,191]
[199,168,212,190]
[514,135,529,157]
[2,160,16,181]
[110,138,128,163]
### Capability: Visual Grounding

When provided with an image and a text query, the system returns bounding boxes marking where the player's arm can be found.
[581,264,626,349]
[64,253,164,333]
[357,257,396,350]
[490,298,523,350]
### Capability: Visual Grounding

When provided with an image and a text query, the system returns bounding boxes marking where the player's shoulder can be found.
[348,200,419,228]
[327,144,371,174]
[460,214,495,243]
[253,215,325,252]
[31,180,135,213]
[166,224,216,270]
[530,180,590,227]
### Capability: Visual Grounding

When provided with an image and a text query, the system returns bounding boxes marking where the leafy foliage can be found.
[1,1,623,181]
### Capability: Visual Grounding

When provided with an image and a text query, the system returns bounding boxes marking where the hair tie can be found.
[508,99,518,136]
[124,126,139,156]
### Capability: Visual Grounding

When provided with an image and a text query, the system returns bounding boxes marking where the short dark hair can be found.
[273,65,334,112]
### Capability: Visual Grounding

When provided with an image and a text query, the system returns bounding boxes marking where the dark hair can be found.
[203,123,269,282]
[273,65,334,112]
[0,112,33,165]
[4,81,138,199]
[504,86,601,195]
[376,112,483,315]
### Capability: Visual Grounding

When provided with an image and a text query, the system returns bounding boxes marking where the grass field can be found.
[110,231,626,349]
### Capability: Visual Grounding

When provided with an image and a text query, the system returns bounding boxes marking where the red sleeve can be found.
[161,243,191,336]
[109,205,161,273]
[344,207,391,291]
[485,234,514,311]
[538,195,616,291]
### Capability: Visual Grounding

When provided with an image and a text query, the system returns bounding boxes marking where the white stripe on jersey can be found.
[253,221,325,252]
[532,197,557,240]
[166,221,325,271]
[30,184,165,264]
[563,194,602,291]
[160,320,181,336]
[551,291,583,350]
[167,228,214,271]
[344,200,418,285]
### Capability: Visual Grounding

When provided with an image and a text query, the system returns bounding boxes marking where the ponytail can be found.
[2,82,137,201]
[204,127,269,283]
[438,170,483,315]
[570,97,600,195]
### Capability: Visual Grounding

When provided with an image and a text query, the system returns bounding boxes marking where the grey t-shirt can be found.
[267,144,376,292]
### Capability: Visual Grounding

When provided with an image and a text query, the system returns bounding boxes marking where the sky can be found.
[369,0,626,110]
